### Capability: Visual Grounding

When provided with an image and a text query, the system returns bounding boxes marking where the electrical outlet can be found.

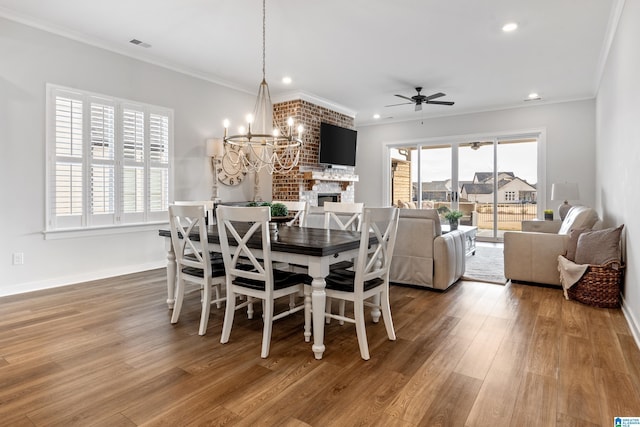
[13,252,24,265]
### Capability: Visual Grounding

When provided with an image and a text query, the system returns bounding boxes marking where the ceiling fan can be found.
[386,87,455,111]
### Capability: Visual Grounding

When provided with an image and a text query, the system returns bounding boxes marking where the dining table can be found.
[158,224,373,360]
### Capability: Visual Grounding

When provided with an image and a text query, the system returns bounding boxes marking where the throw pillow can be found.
[574,225,624,265]
[565,228,588,261]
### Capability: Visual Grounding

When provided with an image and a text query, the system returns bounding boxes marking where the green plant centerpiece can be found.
[247,202,289,235]
[444,209,464,230]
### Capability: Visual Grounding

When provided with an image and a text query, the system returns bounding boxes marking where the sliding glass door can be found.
[389,136,539,242]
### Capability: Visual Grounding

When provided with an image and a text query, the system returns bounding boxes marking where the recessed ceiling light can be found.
[282,76,292,84]
[373,114,380,119]
[502,22,518,32]
[525,92,542,101]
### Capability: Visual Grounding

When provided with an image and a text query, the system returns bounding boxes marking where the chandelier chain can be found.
[262,0,266,80]
[220,0,303,175]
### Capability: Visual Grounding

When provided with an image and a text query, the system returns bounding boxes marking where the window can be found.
[505,191,516,201]
[46,85,172,231]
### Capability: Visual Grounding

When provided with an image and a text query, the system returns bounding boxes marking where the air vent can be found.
[129,39,151,48]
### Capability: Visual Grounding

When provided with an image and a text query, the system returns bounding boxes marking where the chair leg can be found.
[325,297,333,324]
[198,282,212,336]
[170,276,185,324]
[304,286,312,343]
[261,298,274,358]
[380,289,396,341]
[220,290,236,344]
[338,300,346,326]
[354,300,370,360]
[370,293,381,323]
[214,284,223,309]
[247,297,254,319]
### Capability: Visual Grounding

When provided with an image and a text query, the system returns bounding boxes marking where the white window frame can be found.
[45,84,173,236]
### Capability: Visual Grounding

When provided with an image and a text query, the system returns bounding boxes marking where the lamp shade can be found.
[551,182,579,201]
[206,138,224,158]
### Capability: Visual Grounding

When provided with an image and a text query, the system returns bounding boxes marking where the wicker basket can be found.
[567,260,625,308]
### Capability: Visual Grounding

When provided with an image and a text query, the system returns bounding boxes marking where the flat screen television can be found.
[319,122,358,167]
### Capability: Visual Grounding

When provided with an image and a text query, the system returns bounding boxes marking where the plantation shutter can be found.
[89,101,116,226]
[46,84,173,232]
[52,93,84,229]
[148,113,170,220]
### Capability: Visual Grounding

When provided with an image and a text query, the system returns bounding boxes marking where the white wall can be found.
[596,0,640,341]
[0,18,258,295]
[355,100,596,211]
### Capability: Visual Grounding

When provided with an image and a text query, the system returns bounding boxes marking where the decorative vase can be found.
[544,212,554,221]
[450,220,458,230]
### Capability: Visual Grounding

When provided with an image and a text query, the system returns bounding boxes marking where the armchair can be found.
[389,209,465,290]
[503,206,600,286]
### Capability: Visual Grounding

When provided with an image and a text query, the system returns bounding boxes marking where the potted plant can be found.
[247,201,289,218]
[444,209,464,230]
[544,209,554,221]
[248,202,289,235]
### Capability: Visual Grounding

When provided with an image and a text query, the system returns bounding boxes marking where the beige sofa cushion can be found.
[399,208,441,236]
[558,206,599,235]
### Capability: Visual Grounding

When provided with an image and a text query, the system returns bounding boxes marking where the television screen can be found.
[319,122,357,167]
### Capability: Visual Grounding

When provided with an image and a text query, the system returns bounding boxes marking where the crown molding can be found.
[273,91,357,118]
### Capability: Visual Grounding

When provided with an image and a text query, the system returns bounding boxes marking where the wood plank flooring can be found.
[1,269,639,426]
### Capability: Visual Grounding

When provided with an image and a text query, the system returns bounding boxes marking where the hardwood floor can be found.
[1,269,639,426]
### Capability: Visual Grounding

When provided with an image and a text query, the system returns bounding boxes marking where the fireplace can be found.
[317,193,340,206]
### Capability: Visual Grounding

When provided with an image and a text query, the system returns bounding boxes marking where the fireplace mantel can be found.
[303,171,359,191]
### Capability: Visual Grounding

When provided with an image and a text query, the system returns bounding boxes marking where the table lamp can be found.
[551,182,579,221]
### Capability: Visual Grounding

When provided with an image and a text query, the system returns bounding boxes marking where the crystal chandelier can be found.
[221,0,303,175]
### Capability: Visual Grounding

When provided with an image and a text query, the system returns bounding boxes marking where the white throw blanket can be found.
[557,255,589,299]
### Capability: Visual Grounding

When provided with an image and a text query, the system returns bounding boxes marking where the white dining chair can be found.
[323,201,364,231]
[172,200,222,307]
[168,204,226,335]
[322,201,365,323]
[217,206,310,358]
[271,200,309,227]
[173,200,215,225]
[320,206,400,360]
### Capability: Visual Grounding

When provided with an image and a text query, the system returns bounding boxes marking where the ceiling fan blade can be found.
[425,92,446,101]
[426,100,455,106]
[384,102,413,107]
[394,94,414,102]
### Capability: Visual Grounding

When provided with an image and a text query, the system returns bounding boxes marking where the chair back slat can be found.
[354,207,400,289]
[216,206,273,290]
[168,204,211,276]
[323,202,364,231]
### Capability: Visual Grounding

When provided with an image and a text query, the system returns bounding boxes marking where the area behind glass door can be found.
[390,137,538,242]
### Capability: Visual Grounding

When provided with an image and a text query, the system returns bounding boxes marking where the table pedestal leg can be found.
[311,277,326,359]
[165,241,176,309]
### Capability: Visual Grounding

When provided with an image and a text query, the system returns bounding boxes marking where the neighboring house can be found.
[461,172,537,203]
[419,180,451,201]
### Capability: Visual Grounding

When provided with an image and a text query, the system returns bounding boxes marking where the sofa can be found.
[389,208,466,290]
[503,205,600,286]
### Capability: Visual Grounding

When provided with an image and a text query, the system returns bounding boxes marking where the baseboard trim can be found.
[0,261,166,298]
[621,294,640,350]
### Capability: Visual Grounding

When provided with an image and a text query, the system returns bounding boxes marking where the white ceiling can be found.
[0,0,619,126]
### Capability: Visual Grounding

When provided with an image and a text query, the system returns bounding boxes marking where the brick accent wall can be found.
[272,99,354,204]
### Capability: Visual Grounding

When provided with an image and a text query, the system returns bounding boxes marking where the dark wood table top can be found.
[159,225,368,257]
